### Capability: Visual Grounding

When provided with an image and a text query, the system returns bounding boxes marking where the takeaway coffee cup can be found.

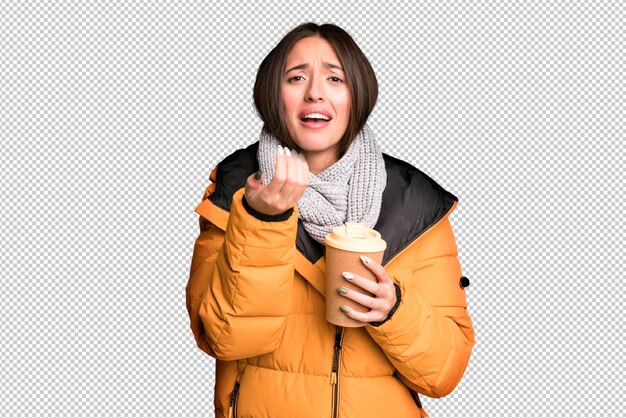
[325,221,387,327]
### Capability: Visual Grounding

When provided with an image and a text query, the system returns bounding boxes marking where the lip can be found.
[298,107,333,120]
[299,118,331,130]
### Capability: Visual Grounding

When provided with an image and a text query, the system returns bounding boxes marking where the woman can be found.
[186,22,475,418]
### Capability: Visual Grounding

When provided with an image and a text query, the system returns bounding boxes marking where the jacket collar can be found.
[195,141,458,296]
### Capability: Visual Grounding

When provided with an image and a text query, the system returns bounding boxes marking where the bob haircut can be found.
[253,22,378,160]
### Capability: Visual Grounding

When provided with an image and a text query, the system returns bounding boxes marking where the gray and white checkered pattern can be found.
[1,1,623,417]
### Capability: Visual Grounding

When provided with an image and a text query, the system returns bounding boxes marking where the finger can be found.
[279,147,299,197]
[264,145,287,196]
[339,305,387,323]
[359,255,392,284]
[336,286,384,311]
[245,170,265,198]
[342,271,383,296]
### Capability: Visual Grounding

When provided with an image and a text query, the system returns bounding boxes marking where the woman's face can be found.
[281,36,351,171]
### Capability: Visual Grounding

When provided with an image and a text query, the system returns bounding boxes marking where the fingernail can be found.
[360,255,370,264]
[342,272,354,280]
[337,287,348,295]
[254,169,262,180]
[284,147,291,156]
[340,306,350,313]
[278,146,284,155]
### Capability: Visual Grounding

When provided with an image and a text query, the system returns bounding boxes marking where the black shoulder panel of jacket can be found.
[204,141,458,266]
[207,141,260,212]
[374,153,458,265]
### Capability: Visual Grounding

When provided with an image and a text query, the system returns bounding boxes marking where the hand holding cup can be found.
[325,222,388,327]
[337,255,398,323]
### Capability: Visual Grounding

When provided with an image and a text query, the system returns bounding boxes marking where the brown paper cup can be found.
[325,222,387,327]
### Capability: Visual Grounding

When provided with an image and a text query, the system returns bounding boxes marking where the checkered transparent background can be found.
[1,1,624,417]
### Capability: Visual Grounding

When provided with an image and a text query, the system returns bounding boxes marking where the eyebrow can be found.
[284,62,344,75]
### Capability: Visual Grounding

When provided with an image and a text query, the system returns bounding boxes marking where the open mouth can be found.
[300,117,332,127]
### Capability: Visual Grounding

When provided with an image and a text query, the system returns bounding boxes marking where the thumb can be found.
[253,169,264,183]
[246,169,264,191]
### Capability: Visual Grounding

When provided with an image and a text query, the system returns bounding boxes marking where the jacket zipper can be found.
[409,387,430,417]
[228,380,240,418]
[331,325,345,418]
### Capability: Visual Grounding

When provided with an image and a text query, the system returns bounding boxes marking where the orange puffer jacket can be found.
[186,142,475,418]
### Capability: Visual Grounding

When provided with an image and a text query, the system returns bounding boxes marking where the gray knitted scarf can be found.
[257,122,387,244]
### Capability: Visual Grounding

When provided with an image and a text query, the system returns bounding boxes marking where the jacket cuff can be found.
[368,282,402,327]
[242,195,294,222]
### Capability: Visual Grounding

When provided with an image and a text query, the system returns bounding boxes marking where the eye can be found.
[329,76,343,83]
[288,75,304,82]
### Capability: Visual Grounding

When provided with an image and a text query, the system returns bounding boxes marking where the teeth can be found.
[302,113,330,121]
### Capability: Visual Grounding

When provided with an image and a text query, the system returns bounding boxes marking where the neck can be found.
[302,150,339,175]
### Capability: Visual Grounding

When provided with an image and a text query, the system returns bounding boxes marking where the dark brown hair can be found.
[253,22,378,160]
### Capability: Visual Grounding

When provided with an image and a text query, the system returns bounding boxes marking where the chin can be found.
[296,143,325,153]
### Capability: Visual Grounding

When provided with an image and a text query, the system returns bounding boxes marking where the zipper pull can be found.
[335,330,342,347]
[330,326,343,385]
[229,381,240,405]
[228,381,240,418]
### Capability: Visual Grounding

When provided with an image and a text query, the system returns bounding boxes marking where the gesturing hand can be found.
[245,145,310,216]
[337,255,398,323]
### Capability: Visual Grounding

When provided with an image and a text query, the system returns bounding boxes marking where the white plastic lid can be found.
[324,221,387,253]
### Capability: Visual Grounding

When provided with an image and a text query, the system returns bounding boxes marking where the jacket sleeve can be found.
[185,186,299,361]
[185,185,220,358]
[365,215,475,398]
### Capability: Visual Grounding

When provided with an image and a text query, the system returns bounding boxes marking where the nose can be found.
[305,75,325,102]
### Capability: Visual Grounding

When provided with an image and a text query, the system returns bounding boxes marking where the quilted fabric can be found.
[185,143,475,418]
